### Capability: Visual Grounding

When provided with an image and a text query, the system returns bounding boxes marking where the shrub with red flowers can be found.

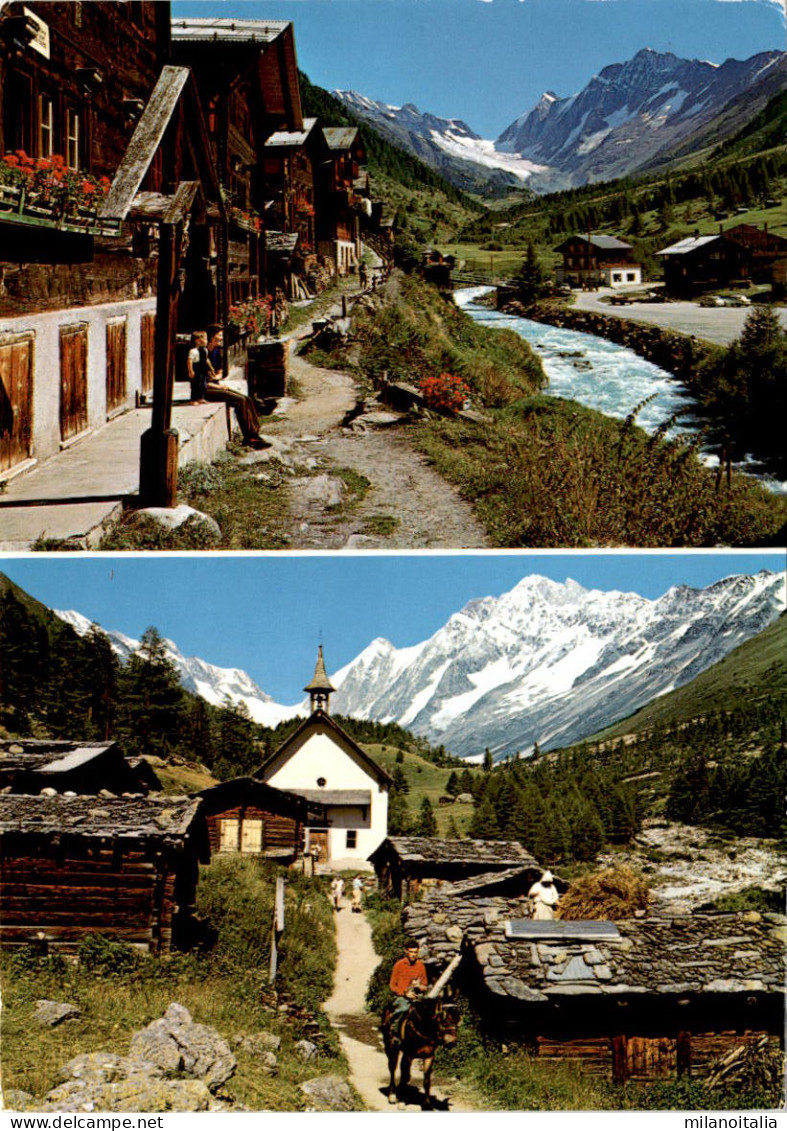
[419,371,471,416]
[228,295,273,339]
[0,151,111,218]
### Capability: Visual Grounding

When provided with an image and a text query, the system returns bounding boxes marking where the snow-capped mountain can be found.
[327,571,785,759]
[56,570,784,762]
[54,610,302,729]
[333,90,545,192]
[498,47,786,189]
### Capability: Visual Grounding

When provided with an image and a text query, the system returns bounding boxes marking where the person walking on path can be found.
[352,874,364,913]
[331,874,345,911]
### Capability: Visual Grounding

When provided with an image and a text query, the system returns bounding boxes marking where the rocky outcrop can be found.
[33,1000,82,1027]
[299,1075,356,1112]
[129,1003,236,1091]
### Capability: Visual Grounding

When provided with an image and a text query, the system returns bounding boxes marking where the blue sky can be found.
[0,553,783,703]
[173,0,786,136]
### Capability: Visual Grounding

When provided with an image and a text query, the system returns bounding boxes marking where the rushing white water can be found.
[456,286,787,494]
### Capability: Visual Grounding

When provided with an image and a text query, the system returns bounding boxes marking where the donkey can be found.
[381,994,460,1109]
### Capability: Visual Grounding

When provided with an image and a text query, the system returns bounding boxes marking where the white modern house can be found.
[255,648,390,869]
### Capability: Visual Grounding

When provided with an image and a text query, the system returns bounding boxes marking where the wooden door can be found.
[140,312,155,395]
[0,334,34,473]
[308,829,329,862]
[59,324,88,441]
[106,318,127,415]
[620,1036,677,1081]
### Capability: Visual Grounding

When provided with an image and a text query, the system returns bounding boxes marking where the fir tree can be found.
[416,797,438,837]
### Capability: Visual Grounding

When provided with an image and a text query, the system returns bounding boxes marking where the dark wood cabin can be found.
[370,836,539,901]
[724,223,787,288]
[555,235,641,289]
[316,127,367,274]
[171,17,304,312]
[197,776,319,862]
[0,739,161,795]
[262,117,320,296]
[404,884,785,1082]
[0,794,209,954]
[656,233,748,296]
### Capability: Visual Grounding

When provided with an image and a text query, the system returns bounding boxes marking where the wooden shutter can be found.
[59,323,88,441]
[626,1036,676,1080]
[219,819,239,852]
[0,334,34,473]
[241,819,263,854]
[140,313,155,395]
[106,318,127,415]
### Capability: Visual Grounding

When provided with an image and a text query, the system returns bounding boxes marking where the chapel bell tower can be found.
[304,645,336,714]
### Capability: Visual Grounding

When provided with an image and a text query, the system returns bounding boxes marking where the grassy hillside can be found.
[594,612,787,741]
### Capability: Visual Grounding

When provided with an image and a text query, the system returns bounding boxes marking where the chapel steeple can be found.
[304,645,336,714]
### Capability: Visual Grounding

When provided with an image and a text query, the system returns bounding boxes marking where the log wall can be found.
[205,804,300,856]
[0,838,187,955]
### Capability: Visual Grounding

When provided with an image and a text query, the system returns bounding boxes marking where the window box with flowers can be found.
[0,151,114,232]
[228,295,273,342]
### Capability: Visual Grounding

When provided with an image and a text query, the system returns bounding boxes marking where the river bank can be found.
[492,293,786,492]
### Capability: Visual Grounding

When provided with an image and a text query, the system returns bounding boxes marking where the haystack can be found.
[556,866,651,920]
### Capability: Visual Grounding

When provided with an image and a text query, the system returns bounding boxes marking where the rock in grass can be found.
[2,1090,35,1110]
[33,1000,82,1027]
[294,1039,319,1063]
[58,1052,164,1085]
[299,1075,355,1111]
[136,505,221,541]
[129,1003,236,1091]
[43,1077,211,1112]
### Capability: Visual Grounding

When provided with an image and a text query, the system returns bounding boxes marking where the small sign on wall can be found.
[23,7,50,58]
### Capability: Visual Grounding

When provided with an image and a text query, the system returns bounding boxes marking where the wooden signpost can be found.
[269,874,286,984]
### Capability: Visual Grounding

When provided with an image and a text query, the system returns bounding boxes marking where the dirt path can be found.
[260,347,489,550]
[324,907,477,1113]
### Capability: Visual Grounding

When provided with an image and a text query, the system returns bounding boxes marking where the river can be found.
[455,286,786,494]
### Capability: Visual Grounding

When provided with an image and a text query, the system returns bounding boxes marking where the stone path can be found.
[324,906,475,1112]
[261,347,489,550]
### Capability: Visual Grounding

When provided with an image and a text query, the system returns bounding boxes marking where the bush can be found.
[78,934,140,976]
[420,371,471,415]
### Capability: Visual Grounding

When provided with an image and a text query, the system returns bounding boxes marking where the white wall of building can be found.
[0,296,156,466]
[264,722,389,864]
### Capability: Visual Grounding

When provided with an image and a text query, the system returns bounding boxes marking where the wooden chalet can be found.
[171,17,304,315]
[0,794,209,954]
[316,127,368,274]
[404,883,785,1082]
[369,836,539,901]
[656,233,747,296]
[262,117,320,296]
[197,776,320,861]
[555,235,642,289]
[0,2,167,476]
[724,223,787,289]
[0,739,161,795]
[0,2,226,504]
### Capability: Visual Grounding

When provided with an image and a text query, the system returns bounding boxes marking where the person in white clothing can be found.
[528,870,559,920]
[330,875,345,911]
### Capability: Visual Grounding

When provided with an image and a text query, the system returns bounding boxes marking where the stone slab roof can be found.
[0,741,114,773]
[657,235,723,256]
[265,118,318,149]
[171,18,288,44]
[0,795,202,840]
[323,127,359,151]
[290,788,371,807]
[381,836,535,866]
[404,886,786,1003]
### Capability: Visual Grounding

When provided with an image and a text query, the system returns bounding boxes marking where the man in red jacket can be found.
[389,939,428,1038]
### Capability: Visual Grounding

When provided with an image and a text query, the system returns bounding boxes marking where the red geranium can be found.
[419,371,470,416]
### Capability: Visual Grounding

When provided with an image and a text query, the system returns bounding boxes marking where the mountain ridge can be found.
[55,569,785,762]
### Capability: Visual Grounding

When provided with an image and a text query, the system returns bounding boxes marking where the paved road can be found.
[572,289,787,346]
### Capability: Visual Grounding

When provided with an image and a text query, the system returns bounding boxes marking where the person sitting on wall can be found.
[201,326,269,450]
[186,330,211,403]
[528,870,560,921]
[388,939,428,1041]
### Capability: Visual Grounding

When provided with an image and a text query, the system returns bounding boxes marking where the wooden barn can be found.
[0,739,161,795]
[0,794,209,954]
[724,222,787,287]
[404,882,785,1082]
[555,235,642,289]
[656,233,748,296]
[370,836,540,901]
[197,776,319,862]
